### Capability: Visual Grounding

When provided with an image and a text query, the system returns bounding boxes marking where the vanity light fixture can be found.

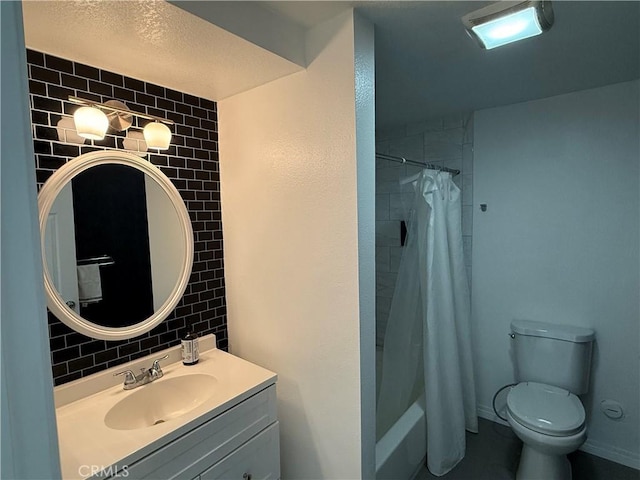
[462,1,554,50]
[68,96,174,147]
[73,106,109,140]
[122,130,148,157]
[56,117,88,144]
[143,121,172,150]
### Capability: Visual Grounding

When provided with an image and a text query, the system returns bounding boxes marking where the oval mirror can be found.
[38,150,193,340]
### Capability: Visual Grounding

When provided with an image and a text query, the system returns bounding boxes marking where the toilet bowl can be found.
[506,382,587,480]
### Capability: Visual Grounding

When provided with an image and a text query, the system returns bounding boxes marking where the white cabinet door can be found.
[200,422,280,480]
[123,386,277,480]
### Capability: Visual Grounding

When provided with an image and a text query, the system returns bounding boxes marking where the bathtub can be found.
[376,393,427,479]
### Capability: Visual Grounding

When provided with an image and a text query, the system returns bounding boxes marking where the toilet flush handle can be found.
[509,333,515,339]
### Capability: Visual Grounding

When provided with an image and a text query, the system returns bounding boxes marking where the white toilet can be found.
[506,320,595,480]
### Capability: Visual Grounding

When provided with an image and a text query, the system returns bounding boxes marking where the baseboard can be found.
[476,404,640,471]
[580,438,640,470]
[477,404,509,427]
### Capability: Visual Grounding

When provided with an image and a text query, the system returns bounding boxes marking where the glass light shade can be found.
[73,106,109,140]
[122,130,148,157]
[143,122,172,150]
[56,117,86,144]
[471,7,543,50]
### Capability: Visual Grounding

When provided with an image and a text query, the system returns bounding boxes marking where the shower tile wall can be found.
[27,49,227,385]
[375,114,474,345]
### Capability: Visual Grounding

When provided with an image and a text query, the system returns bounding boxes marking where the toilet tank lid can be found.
[511,320,595,343]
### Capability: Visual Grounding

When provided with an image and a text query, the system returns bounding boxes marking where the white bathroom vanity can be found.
[54,335,280,479]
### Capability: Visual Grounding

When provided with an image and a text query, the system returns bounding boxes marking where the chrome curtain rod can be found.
[376,152,460,176]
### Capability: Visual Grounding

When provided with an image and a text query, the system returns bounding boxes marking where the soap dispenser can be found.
[181,325,199,365]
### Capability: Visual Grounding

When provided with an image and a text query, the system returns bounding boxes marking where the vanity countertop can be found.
[54,335,276,480]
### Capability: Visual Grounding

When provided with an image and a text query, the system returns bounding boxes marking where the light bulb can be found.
[73,106,109,140]
[471,7,543,50]
[143,122,172,150]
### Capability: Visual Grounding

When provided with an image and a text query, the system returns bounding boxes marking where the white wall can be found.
[219,10,376,480]
[354,13,377,480]
[1,2,61,477]
[472,80,639,468]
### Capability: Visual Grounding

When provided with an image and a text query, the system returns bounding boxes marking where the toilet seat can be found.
[507,382,585,437]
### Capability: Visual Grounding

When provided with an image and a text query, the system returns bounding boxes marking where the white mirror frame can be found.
[38,150,194,341]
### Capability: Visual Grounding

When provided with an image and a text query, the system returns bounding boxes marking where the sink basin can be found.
[104,374,217,430]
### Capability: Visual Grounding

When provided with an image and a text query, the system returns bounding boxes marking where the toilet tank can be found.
[511,320,595,395]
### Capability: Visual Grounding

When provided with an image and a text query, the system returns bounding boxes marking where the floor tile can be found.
[412,418,639,480]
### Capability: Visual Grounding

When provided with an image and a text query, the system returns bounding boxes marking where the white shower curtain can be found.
[377,169,478,477]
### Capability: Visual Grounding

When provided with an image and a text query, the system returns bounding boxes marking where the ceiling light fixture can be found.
[68,96,174,147]
[462,1,554,50]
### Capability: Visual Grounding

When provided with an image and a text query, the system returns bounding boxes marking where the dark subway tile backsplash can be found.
[45,54,74,74]
[27,49,227,386]
[61,73,88,91]
[101,71,124,87]
[74,63,100,80]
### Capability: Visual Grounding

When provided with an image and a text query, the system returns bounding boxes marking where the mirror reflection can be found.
[44,163,186,329]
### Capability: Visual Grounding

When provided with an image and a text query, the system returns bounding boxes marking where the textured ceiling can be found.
[22,0,303,101]
[267,1,640,130]
[22,1,640,130]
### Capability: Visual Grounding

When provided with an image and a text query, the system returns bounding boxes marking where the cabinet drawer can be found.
[123,385,277,479]
[200,422,280,480]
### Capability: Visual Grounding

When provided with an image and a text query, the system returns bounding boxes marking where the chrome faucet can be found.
[114,354,169,390]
